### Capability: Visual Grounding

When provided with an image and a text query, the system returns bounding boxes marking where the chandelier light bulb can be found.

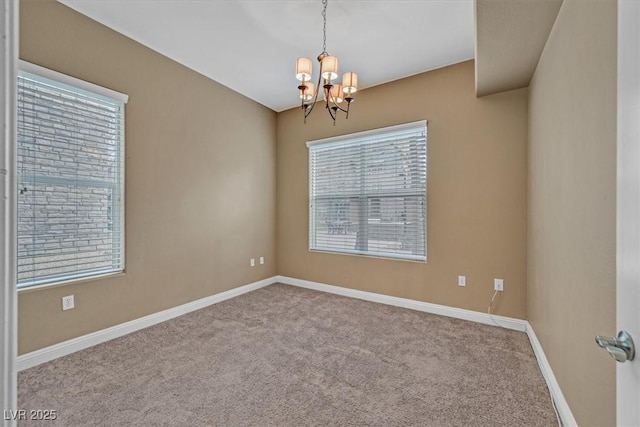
[342,72,358,94]
[296,57,313,82]
[330,84,344,103]
[321,55,339,81]
[300,82,315,101]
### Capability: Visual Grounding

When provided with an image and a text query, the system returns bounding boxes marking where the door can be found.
[1,0,18,426]
[616,1,640,425]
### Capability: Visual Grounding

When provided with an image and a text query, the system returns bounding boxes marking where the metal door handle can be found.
[595,330,635,362]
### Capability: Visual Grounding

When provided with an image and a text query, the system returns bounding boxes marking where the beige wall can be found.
[277,61,529,319]
[18,0,277,354]
[527,0,617,425]
[16,3,618,424]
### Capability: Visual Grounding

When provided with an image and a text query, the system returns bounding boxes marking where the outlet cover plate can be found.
[458,275,466,286]
[62,295,74,311]
[494,279,504,292]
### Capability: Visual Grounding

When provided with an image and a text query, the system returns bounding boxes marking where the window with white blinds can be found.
[307,121,427,261]
[17,63,127,288]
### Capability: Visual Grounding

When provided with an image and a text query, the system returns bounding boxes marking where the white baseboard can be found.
[526,323,578,427]
[275,275,527,332]
[17,276,277,371]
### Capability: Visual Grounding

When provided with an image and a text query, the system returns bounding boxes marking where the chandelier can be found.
[295,0,358,125]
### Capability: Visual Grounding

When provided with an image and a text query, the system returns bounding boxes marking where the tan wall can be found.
[527,0,617,425]
[18,0,277,354]
[277,61,529,319]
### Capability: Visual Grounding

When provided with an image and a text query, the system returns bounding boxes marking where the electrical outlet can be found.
[259,256,264,265]
[62,295,74,311]
[494,278,504,292]
[458,275,466,287]
[250,258,255,267]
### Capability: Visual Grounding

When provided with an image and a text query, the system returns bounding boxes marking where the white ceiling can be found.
[475,0,562,97]
[59,0,474,112]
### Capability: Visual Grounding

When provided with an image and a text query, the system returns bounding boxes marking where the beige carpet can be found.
[18,284,557,426]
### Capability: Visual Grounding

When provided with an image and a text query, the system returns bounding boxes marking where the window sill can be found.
[309,248,427,263]
[17,271,125,294]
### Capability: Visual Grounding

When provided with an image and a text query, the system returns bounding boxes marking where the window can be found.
[308,121,427,261]
[17,62,127,288]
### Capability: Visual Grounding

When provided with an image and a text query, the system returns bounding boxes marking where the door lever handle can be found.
[601,345,629,362]
[595,335,619,347]
[595,331,635,363]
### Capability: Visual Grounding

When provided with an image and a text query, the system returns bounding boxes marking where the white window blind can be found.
[307,121,427,261]
[17,65,126,288]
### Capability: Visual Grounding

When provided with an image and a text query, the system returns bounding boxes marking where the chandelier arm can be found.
[327,91,349,114]
[303,73,325,121]
[303,99,316,122]
[326,101,337,125]
[325,87,340,125]
[330,99,349,114]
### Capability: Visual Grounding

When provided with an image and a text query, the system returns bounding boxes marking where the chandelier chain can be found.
[322,0,328,53]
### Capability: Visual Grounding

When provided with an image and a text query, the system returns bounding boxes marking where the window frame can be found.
[307,120,428,262]
[16,61,128,290]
